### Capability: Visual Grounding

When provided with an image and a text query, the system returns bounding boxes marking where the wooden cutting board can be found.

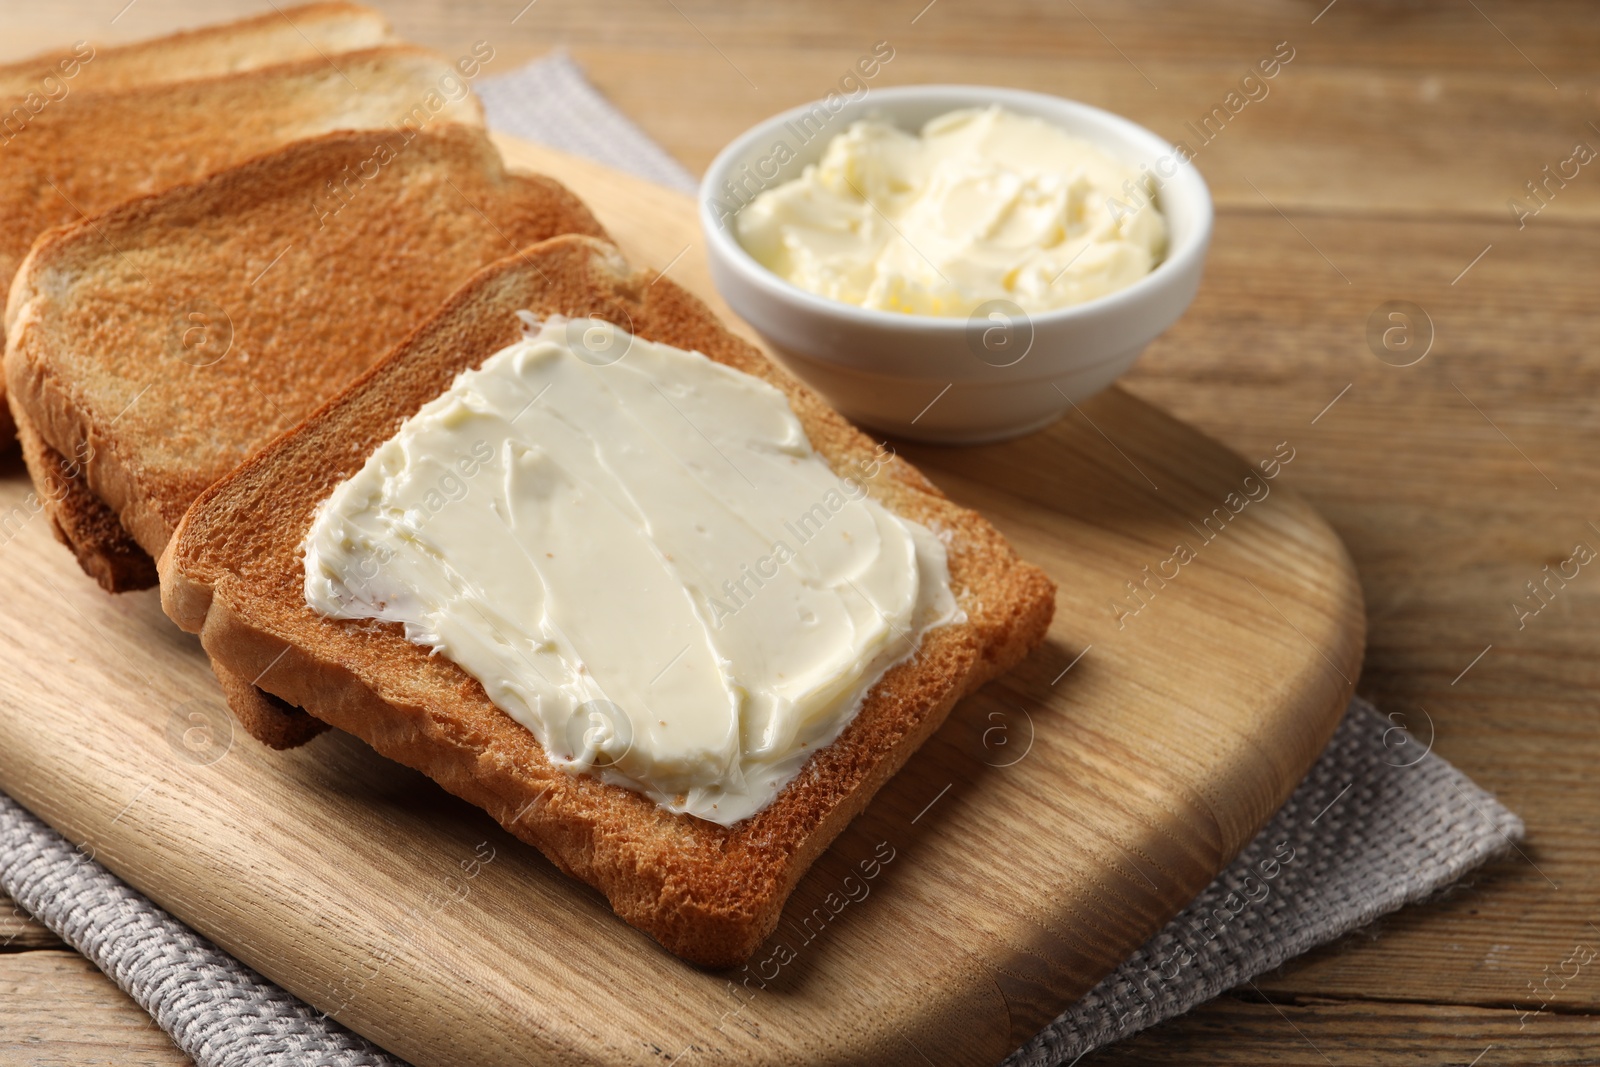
[0,135,1363,1067]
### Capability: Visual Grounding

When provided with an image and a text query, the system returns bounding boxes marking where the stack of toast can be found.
[3,5,1054,966]
[3,4,606,745]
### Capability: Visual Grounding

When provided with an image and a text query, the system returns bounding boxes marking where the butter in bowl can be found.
[700,85,1213,443]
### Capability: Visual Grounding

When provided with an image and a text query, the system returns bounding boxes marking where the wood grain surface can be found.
[0,901,60,954]
[2,1,1596,1064]
[0,953,193,1067]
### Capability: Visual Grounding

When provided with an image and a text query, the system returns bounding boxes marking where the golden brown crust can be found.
[161,235,1057,966]
[210,657,330,751]
[0,44,484,279]
[13,405,155,592]
[6,125,606,748]
[17,400,325,742]
[15,400,322,741]
[0,3,392,100]
[6,123,605,572]
[0,43,486,443]
[0,0,395,442]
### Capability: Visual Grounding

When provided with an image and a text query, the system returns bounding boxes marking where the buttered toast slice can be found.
[0,2,392,100]
[6,126,606,746]
[159,234,1056,966]
[0,43,488,442]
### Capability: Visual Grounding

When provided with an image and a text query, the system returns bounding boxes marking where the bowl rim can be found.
[699,83,1214,333]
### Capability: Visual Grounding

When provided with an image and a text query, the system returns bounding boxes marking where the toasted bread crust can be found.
[7,126,606,747]
[0,1,394,452]
[14,398,323,740]
[12,405,155,592]
[6,124,604,571]
[0,44,484,276]
[0,3,392,100]
[161,235,1056,965]
[210,657,330,750]
[0,44,488,444]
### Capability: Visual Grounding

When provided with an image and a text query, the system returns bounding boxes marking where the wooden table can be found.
[2,1,1596,1063]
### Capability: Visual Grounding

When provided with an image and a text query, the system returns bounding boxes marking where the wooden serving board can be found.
[0,136,1363,1067]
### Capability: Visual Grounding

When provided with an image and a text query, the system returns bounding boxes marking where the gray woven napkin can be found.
[477,49,698,194]
[1004,697,1522,1064]
[0,53,1523,1067]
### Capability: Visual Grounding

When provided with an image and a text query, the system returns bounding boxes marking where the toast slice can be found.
[0,3,392,100]
[159,234,1056,965]
[6,125,606,745]
[0,43,488,442]
[14,408,157,592]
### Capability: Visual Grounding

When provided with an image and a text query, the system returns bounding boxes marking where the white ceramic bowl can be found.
[699,84,1213,444]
